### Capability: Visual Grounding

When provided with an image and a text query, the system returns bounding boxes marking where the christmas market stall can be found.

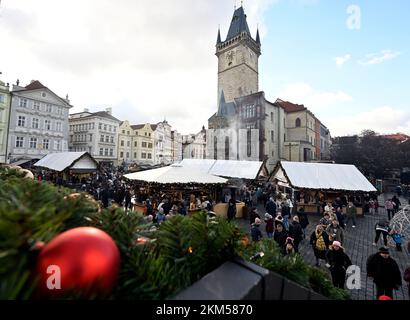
[33,151,98,185]
[269,161,377,215]
[123,164,229,216]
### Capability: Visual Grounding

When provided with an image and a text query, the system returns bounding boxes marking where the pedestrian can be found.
[345,201,357,228]
[283,237,296,255]
[274,213,284,229]
[249,208,260,225]
[385,199,394,220]
[288,216,303,252]
[281,201,291,230]
[373,220,390,247]
[264,213,274,238]
[366,247,402,299]
[227,198,237,221]
[310,225,330,267]
[326,218,344,245]
[324,201,334,214]
[389,230,403,252]
[325,241,352,289]
[156,208,166,224]
[265,197,277,218]
[274,223,288,250]
[297,207,309,239]
[392,195,401,216]
[251,218,263,242]
[124,187,132,211]
[335,207,345,229]
[369,199,376,215]
[319,212,332,228]
[404,265,410,299]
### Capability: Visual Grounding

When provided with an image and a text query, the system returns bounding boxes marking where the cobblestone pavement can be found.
[234,193,410,300]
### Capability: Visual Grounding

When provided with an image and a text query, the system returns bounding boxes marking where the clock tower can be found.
[216,6,261,105]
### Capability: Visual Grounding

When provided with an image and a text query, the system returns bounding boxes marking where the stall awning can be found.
[123,164,228,184]
[270,161,377,192]
[178,159,266,180]
[34,152,98,172]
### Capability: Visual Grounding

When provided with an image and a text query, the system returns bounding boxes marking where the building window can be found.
[103,124,107,131]
[121,140,124,147]
[284,134,286,141]
[127,131,130,135]
[120,152,124,158]
[100,135,104,142]
[55,140,61,150]
[89,134,93,142]
[19,98,27,108]
[149,133,151,137]
[142,142,147,148]
[32,118,39,129]
[126,152,129,158]
[122,130,125,134]
[109,149,113,156]
[134,152,137,158]
[271,130,274,142]
[17,116,26,127]
[148,143,153,148]
[45,120,51,130]
[110,136,113,143]
[105,135,109,143]
[225,136,229,160]
[15,137,24,148]
[0,94,5,103]
[29,137,37,149]
[214,136,217,160]
[147,153,152,159]
[108,125,111,132]
[99,148,103,156]
[134,141,137,147]
[247,130,251,157]
[295,118,301,127]
[99,123,102,130]
[127,141,130,147]
[271,112,273,122]
[104,148,108,156]
[145,132,147,136]
[46,104,52,113]
[33,101,40,110]
[113,126,116,132]
[56,122,62,132]
[43,139,49,150]
[141,152,147,159]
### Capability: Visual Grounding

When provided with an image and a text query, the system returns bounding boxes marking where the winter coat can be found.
[385,200,394,210]
[346,205,357,217]
[392,197,401,209]
[274,230,288,248]
[367,253,402,288]
[375,221,390,233]
[281,205,291,218]
[251,224,262,241]
[288,221,303,244]
[310,230,330,259]
[297,211,309,229]
[326,248,352,272]
[227,203,237,220]
[266,200,277,216]
[326,224,344,244]
[265,218,274,233]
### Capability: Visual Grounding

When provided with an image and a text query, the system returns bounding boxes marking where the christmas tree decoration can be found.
[34,227,120,298]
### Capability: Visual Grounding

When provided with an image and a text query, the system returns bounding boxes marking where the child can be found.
[390,230,403,252]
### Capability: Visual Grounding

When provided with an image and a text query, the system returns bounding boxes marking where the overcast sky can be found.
[1,0,409,136]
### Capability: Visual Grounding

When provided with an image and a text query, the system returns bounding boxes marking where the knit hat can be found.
[379,247,389,254]
[254,218,262,225]
[332,241,342,248]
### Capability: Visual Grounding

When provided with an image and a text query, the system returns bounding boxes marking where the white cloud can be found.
[359,50,401,65]
[334,54,351,67]
[323,106,410,136]
[0,0,276,135]
[276,82,353,111]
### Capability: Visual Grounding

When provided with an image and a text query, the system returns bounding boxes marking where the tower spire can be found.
[256,28,260,44]
[216,26,221,44]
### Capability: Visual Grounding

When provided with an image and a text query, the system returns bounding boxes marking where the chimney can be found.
[106,107,112,115]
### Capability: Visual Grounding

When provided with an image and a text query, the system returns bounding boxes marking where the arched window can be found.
[225,136,229,160]
[214,136,218,160]
[247,129,252,157]
[295,118,301,127]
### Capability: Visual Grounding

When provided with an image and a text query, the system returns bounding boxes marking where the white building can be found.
[69,108,121,164]
[8,80,72,163]
[152,120,173,165]
[182,127,207,159]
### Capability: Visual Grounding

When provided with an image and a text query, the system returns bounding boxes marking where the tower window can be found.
[225,136,229,160]
[295,118,301,127]
[214,136,218,160]
[247,129,251,157]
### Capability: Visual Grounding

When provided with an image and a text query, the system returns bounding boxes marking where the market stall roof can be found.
[34,152,98,172]
[270,161,377,192]
[123,164,228,184]
[178,159,267,180]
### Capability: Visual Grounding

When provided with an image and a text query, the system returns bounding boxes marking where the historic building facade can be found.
[0,79,11,163]
[171,130,183,163]
[207,6,331,169]
[8,80,71,163]
[182,126,207,159]
[152,120,173,165]
[69,108,121,164]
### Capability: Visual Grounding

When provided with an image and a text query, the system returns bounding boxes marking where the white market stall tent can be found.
[123,164,228,184]
[178,159,267,180]
[34,152,98,173]
[270,161,377,192]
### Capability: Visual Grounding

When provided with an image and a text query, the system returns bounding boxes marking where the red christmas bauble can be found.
[34,227,120,298]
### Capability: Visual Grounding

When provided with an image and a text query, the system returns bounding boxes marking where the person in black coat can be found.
[367,247,402,299]
[274,223,288,250]
[288,216,303,252]
[391,196,401,215]
[326,241,352,289]
[265,197,277,218]
[227,198,237,221]
[249,208,260,225]
[310,225,330,267]
[297,207,309,238]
